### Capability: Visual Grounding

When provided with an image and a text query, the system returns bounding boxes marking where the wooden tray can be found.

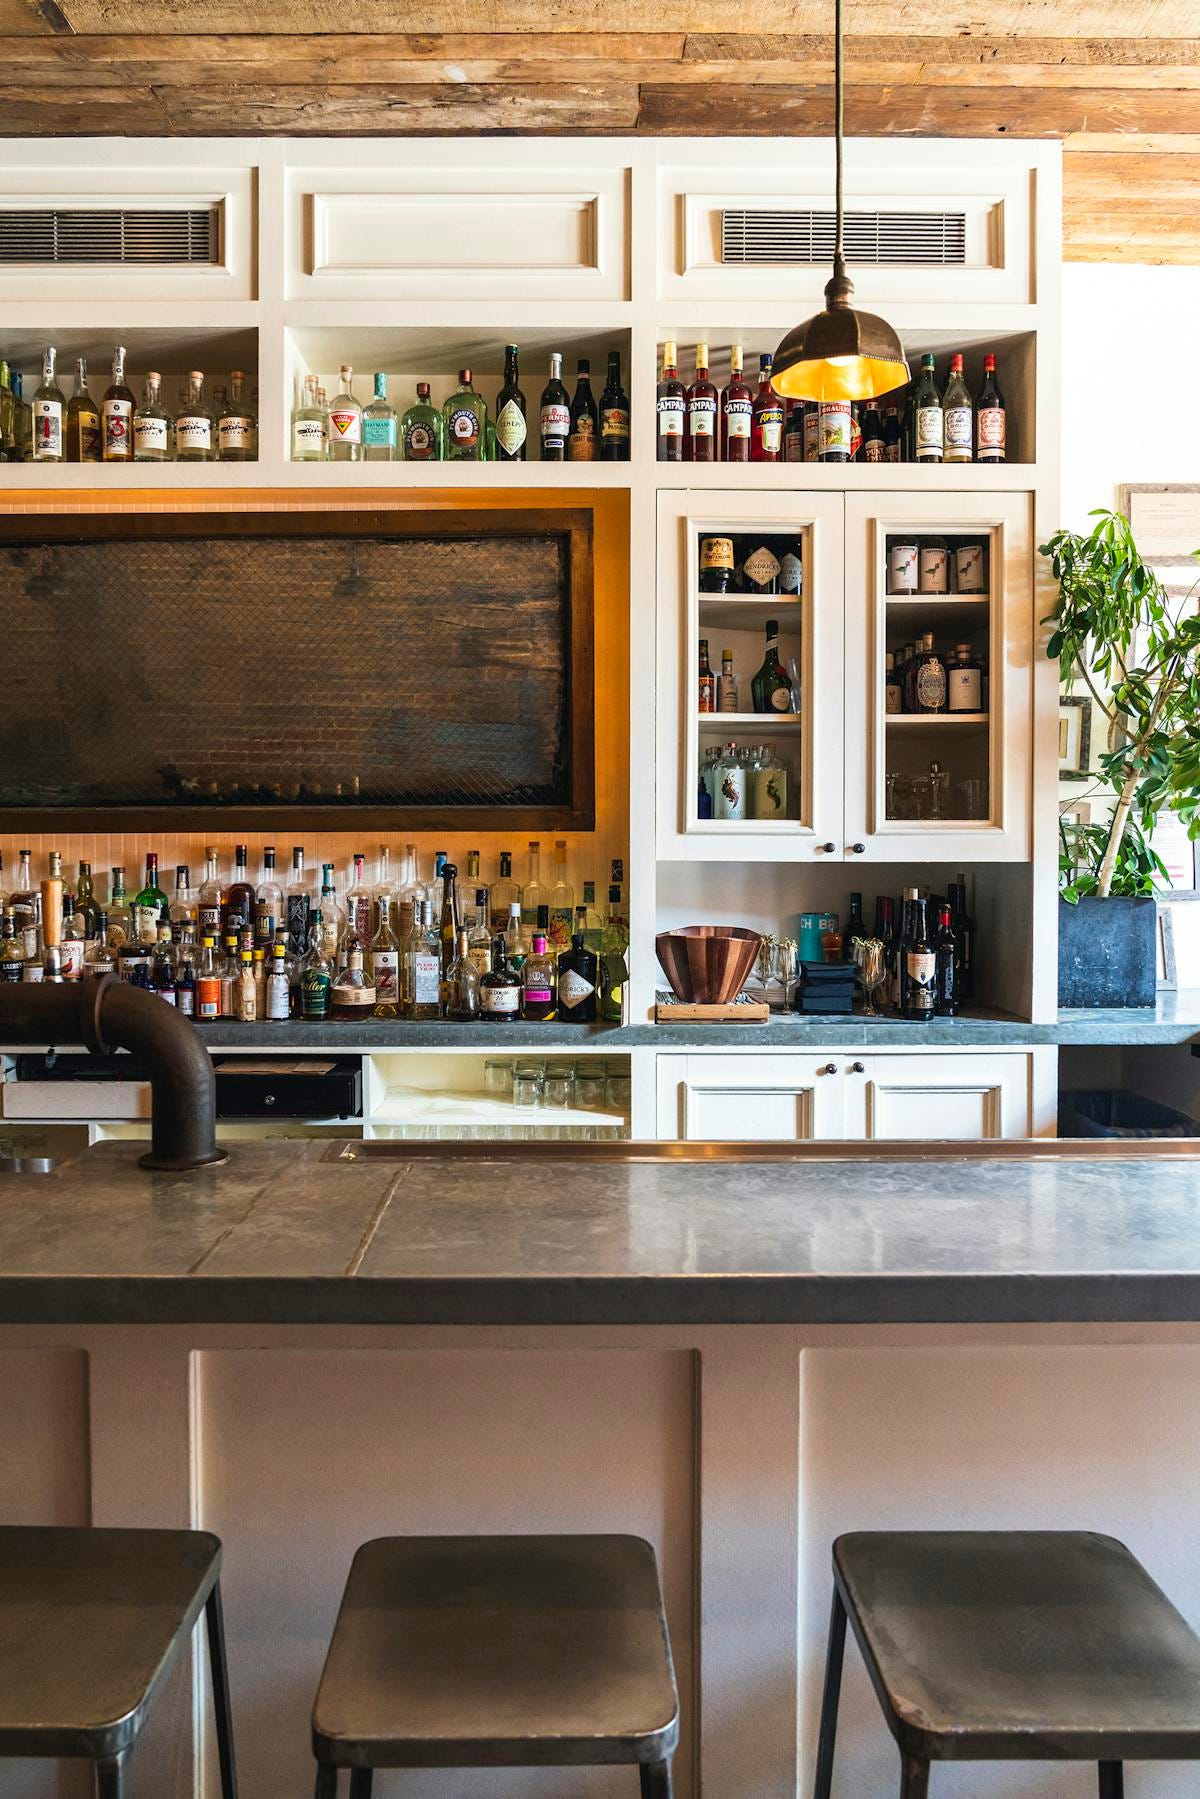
[655,1002,771,1023]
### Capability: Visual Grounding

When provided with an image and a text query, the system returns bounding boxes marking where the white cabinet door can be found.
[844,491,1033,863]
[846,1051,1032,1140]
[655,1054,846,1141]
[656,490,845,862]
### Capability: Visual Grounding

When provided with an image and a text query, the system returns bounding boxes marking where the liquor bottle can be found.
[57,888,84,981]
[718,648,739,713]
[684,341,718,463]
[934,903,960,1016]
[549,841,574,951]
[567,358,598,461]
[861,398,885,463]
[539,353,571,461]
[521,920,556,1022]
[713,742,746,820]
[489,851,520,933]
[9,371,29,462]
[344,853,372,944]
[406,900,442,1020]
[779,399,800,463]
[361,372,398,461]
[882,404,902,463]
[195,939,224,1022]
[328,365,363,461]
[741,541,781,596]
[800,400,818,462]
[31,346,66,462]
[318,863,346,956]
[371,845,397,936]
[578,885,604,950]
[172,370,214,462]
[751,354,784,461]
[66,356,101,463]
[445,929,480,1021]
[218,370,256,462]
[465,848,482,889]
[364,896,398,1017]
[293,374,326,462]
[556,930,599,1022]
[299,918,335,1020]
[947,877,975,1001]
[899,889,937,1022]
[817,398,852,463]
[0,362,13,459]
[195,847,223,942]
[947,643,983,714]
[845,891,865,949]
[520,841,545,938]
[911,634,948,715]
[266,943,290,1021]
[169,865,196,939]
[884,651,903,715]
[600,882,629,1022]
[0,909,23,982]
[101,345,135,463]
[444,367,486,460]
[656,339,685,463]
[901,388,916,461]
[255,846,283,947]
[468,894,493,977]
[599,350,630,461]
[975,353,1006,464]
[330,945,375,1021]
[780,538,803,597]
[133,372,172,462]
[104,865,131,951]
[494,344,527,461]
[699,534,735,594]
[224,844,255,939]
[505,901,524,969]
[873,896,897,1010]
[73,862,100,941]
[720,344,753,463]
[283,846,309,957]
[942,353,973,465]
[751,620,794,714]
[480,940,521,1021]
[914,354,943,463]
[438,861,461,977]
[400,382,442,460]
[134,853,169,925]
[698,638,717,713]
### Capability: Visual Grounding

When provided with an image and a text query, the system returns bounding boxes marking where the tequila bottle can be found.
[370,896,401,1018]
[443,368,486,460]
[218,370,256,462]
[362,372,398,461]
[133,371,172,462]
[175,371,216,462]
[406,901,442,1020]
[101,345,135,462]
[401,382,442,460]
[292,374,326,462]
[327,364,362,461]
[31,346,65,462]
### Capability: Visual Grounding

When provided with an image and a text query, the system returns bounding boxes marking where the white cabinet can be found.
[656,1050,1040,1142]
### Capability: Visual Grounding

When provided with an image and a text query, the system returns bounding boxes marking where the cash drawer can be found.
[213,1059,362,1120]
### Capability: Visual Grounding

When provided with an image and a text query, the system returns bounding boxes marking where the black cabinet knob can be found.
[850,842,866,854]
[820,841,836,854]
[847,1061,865,1074]
[818,1062,838,1076]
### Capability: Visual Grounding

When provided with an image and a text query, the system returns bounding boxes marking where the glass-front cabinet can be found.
[658,488,1032,864]
[656,491,844,861]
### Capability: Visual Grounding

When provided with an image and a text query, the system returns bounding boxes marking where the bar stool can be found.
[311,1533,679,1798]
[0,1525,239,1799]
[813,1531,1200,1797]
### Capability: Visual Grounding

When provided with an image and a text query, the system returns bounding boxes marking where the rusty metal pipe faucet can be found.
[0,976,225,1172]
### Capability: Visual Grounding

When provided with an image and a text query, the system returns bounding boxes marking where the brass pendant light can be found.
[771,0,909,403]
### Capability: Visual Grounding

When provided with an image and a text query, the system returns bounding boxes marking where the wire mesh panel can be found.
[0,517,593,828]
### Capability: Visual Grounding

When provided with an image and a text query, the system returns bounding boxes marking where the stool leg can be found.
[95,1754,128,1799]
[812,1587,848,1799]
[349,1772,374,1799]
[205,1580,240,1799]
[900,1755,929,1798]
[640,1760,673,1799]
[1098,1765,1124,1799]
[314,1767,338,1799]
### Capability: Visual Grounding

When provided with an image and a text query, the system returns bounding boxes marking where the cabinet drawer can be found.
[214,1059,362,1120]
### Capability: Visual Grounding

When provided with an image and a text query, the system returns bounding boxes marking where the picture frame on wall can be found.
[1058,694,1092,778]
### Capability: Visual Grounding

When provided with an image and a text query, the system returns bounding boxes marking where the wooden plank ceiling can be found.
[5,0,1200,263]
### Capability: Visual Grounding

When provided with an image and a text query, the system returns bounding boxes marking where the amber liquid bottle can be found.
[751,354,784,462]
[684,341,718,463]
[720,343,753,463]
[656,339,685,463]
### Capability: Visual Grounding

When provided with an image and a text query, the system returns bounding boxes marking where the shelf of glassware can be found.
[844,490,1033,865]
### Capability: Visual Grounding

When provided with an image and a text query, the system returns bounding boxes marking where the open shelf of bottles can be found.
[882,533,991,826]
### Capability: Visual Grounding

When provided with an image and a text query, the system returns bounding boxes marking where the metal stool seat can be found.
[0,1525,238,1799]
[312,1534,679,1798]
[813,1531,1200,1798]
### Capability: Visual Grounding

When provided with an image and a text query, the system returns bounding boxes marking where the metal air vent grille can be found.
[0,206,220,265]
[721,208,969,267]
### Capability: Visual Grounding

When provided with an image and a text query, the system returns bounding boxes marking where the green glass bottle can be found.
[134,852,170,925]
[443,367,486,460]
[750,620,795,714]
[401,382,442,461]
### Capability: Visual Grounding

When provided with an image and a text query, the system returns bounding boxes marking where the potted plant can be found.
[1042,508,1200,1008]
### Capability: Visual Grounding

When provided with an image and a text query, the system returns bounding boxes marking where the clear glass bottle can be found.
[520,921,556,1022]
[600,880,629,1023]
[370,895,401,1019]
[488,850,520,933]
[133,371,172,461]
[372,845,397,934]
[31,346,66,462]
[468,893,493,977]
[714,743,748,821]
[942,353,973,464]
[331,945,376,1022]
[219,370,256,462]
[362,372,398,461]
[101,344,136,463]
[292,373,326,462]
[578,881,604,951]
[443,368,486,460]
[266,942,291,1021]
[175,371,216,462]
[318,864,345,957]
[446,927,480,1020]
[548,840,574,952]
[286,846,310,958]
[750,742,788,820]
[914,353,943,463]
[195,938,224,1022]
[437,861,461,988]
[400,382,442,460]
[327,364,362,461]
[344,853,373,944]
[505,901,524,970]
[718,648,739,713]
[520,841,545,940]
[197,847,225,942]
[255,845,283,948]
[170,864,197,935]
[406,900,442,1020]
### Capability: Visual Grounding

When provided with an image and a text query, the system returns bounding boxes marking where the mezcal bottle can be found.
[133,372,172,462]
[175,371,216,462]
[31,346,65,462]
[292,374,326,462]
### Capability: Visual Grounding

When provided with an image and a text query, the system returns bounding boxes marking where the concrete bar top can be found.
[5,1139,1200,1327]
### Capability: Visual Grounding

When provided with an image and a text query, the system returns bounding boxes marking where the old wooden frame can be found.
[0,505,596,833]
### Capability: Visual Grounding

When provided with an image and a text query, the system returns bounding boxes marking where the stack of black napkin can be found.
[794,960,858,1014]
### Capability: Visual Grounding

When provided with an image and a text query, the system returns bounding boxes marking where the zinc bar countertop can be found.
[3,1138,1200,1327]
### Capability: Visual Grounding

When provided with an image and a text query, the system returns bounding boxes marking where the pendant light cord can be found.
[834,0,845,272]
